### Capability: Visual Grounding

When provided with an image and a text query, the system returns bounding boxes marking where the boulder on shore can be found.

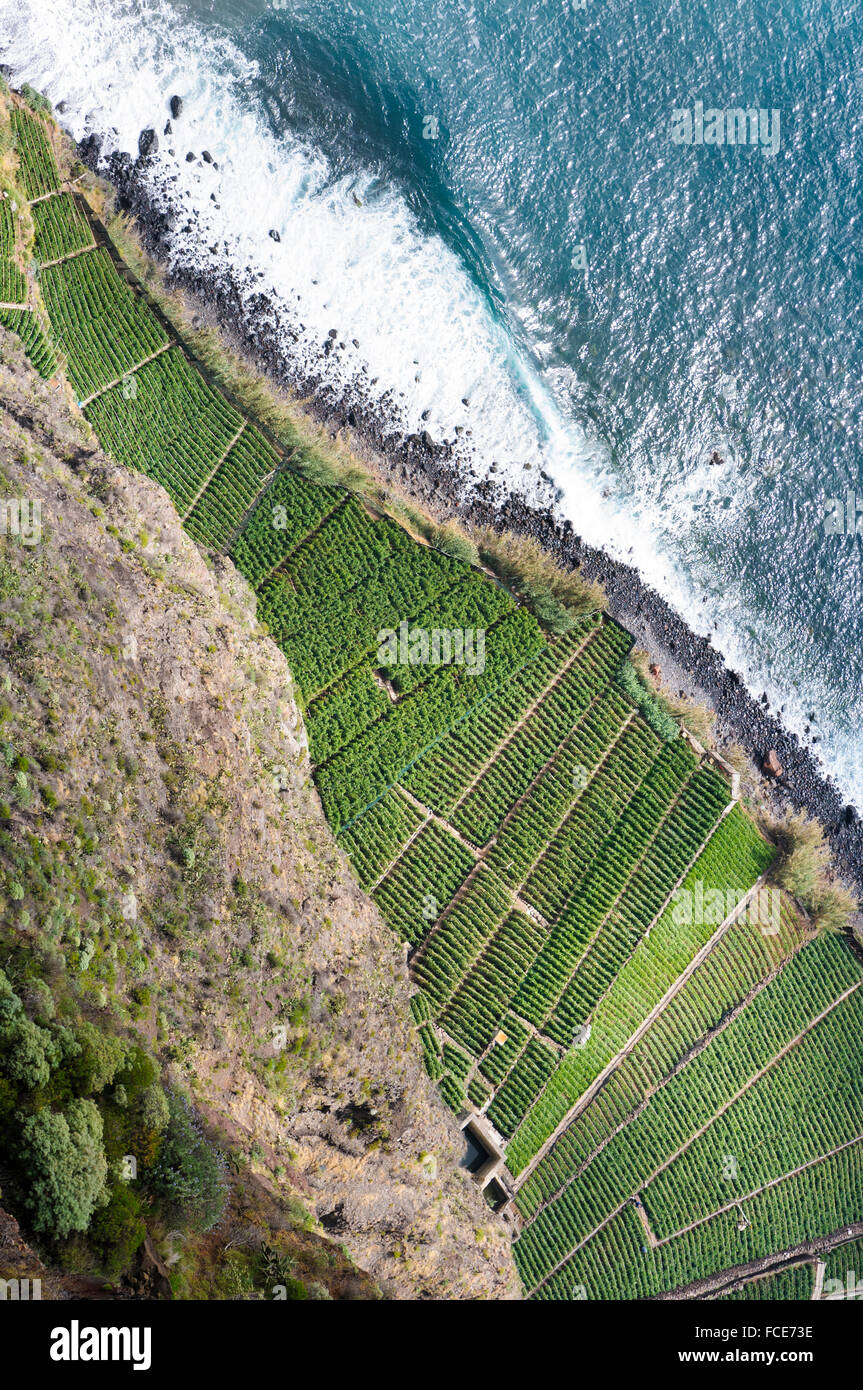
[170,94,183,120]
[762,749,783,779]
[79,132,103,169]
[137,128,159,161]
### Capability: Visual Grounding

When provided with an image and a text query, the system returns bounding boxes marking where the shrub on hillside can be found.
[665,693,716,748]
[64,1020,128,1095]
[146,1090,227,1231]
[475,525,606,626]
[430,522,480,568]
[769,808,857,932]
[20,84,52,116]
[19,1100,109,1237]
[87,1182,146,1277]
[616,660,679,741]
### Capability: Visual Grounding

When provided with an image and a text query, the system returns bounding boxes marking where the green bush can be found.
[528,588,579,636]
[430,522,480,567]
[87,1182,146,1277]
[770,809,857,932]
[476,525,606,620]
[146,1090,227,1231]
[0,969,61,1088]
[616,659,679,742]
[21,84,53,115]
[3,1015,59,1089]
[19,1100,109,1237]
[64,1021,128,1095]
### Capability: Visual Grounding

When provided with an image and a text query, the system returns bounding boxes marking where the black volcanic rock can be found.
[137,128,159,160]
[170,94,183,120]
[79,132,103,169]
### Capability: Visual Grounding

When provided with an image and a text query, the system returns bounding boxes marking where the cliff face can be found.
[0,328,520,1300]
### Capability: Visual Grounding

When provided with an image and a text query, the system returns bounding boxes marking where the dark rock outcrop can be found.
[137,128,159,161]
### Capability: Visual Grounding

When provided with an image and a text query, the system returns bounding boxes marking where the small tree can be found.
[20,1100,109,1237]
[87,1183,146,1278]
[147,1091,227,1231]
[65,1021,128,1094]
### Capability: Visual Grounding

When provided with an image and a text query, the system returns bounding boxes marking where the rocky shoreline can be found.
[82,132,863,898]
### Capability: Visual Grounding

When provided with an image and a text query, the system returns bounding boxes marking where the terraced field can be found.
[0,113,59,377]
[8,99,863,1300]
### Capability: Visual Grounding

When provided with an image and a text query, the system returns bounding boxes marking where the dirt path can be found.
[399,784,482,859]
[38,239,97,271]
[634,1197,657,1249]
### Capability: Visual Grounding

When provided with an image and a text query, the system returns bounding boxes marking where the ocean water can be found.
[1,0,861,805]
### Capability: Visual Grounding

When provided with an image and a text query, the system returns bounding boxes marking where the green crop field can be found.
[31,192,94,265]
[10,108,60,200]
[10,100,863,1300]
[0,198,27,306]
[0,188,59,377]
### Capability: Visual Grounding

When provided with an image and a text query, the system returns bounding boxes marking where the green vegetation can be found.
[184,424,278,550]
[41,246,169,399]
[10,107,59,198]
[0,174,59,375]
[475,525,606,632]
[86,349,243,512]
[535,1143,863,1300]
[0,307,58,377]
[769,807,857,932]
[0,200,26,303]
[31,192,93,264]
[0,961,222,1268]
[7,97,861,1303]
[616,657,680,741]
